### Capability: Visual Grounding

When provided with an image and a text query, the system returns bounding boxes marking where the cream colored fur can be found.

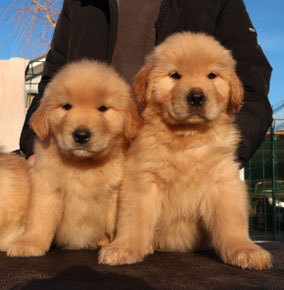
[0,152,31,251]
[99,32,272,269]
[7,60,142,257]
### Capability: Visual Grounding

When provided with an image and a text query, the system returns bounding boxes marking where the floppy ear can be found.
[229,73,244,112]
[29,97,50,140]
[133,54,154,108]
[124,100,143,143]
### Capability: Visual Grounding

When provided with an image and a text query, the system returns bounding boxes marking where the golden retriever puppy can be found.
[7,60,142,257]
[99,32,272,269]
[0,150,31,251]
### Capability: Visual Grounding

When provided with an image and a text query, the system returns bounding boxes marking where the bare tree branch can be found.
[32,0,57,28]
[0,0,62,59]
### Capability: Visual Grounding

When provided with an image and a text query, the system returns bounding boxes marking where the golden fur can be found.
[0,151,31,251]
[99,32,272,269]
[7,60,142,257]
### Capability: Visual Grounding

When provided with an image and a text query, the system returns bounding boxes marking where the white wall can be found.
[0,57,29,152]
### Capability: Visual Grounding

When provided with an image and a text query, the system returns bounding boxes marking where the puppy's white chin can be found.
[186,113,208,124]
[71,148,95,158]
[165,109,208,126]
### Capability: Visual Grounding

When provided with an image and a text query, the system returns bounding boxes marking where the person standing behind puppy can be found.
[20,0,272,169]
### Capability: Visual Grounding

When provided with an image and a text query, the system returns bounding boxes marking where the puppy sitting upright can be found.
[8,60,142,257]
[99,32,272,269]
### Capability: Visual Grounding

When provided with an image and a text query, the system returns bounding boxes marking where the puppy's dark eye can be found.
[208,73,217,79]
[170,72,181,79]
[98,105,108,112]
[62,104,72,110]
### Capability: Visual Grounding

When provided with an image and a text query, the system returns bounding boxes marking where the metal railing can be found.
[245,119,284,241]
[25,58,45,108]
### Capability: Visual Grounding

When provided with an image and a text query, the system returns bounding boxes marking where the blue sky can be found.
[244,0,284,106]
[0,0,283,106]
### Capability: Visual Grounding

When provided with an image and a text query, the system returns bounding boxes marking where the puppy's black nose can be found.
[73,129,91,144]
[187,91,205,107]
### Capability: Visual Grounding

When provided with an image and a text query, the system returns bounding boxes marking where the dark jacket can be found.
[20,0,273,167]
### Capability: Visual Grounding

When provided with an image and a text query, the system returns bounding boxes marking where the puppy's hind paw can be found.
[98,243,145,265]
[7,241,46,257]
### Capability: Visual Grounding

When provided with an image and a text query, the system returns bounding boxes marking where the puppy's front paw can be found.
[224,243,272,270]
[98,243,145,265]
[7,241,47,257]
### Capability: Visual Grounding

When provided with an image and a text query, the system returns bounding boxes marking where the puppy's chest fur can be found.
[58,160,121,243]
[37,145,123,247]
[154,141,214,218]
[137,124,237,196]
[133,123,239,250]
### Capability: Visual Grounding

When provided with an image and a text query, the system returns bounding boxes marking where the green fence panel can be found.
[245,119,284,241]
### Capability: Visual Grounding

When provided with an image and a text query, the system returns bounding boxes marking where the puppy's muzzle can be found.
[73,128,91,144]
[187,90,205,107]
